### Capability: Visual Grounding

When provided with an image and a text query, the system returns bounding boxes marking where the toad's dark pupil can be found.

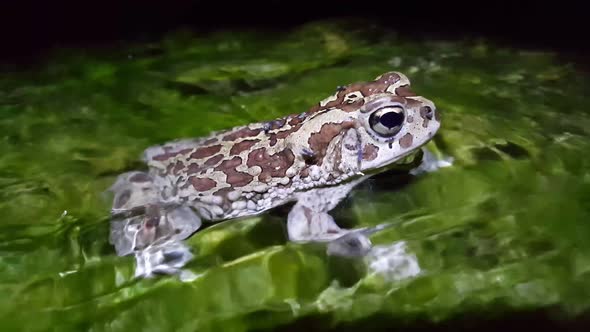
[380,111,404,128]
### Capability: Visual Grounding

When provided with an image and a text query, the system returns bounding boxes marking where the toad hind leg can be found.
[108,171,202,256]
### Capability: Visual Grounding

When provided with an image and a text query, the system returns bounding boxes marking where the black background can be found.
[2,1,588,67]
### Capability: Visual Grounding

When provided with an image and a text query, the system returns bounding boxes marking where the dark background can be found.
[2,1,588,67]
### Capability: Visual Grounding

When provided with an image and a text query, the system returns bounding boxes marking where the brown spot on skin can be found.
[359,83,386,98]
[227,173,254,187]
[172,160,185,175]
[186,155,223,175]
[204,154,224,167]
[190,145,222,159]
[246,148,296,182]
[129,173,151,183]
[406,98,422,108]
[114,189,131,209]
[420,106,431,128]
[362,144,380,161]
[271,118,287,130]
[152,148,193,161]
[313,92,345,112]
[399,133,414,149]
[222,127,261,142]
[263,118,287,133]
[228,173,254,187]
[395,85,416,97]
[269,134,278,146]
[215,157,254,187]
[407,115,414,123]
[308,121,356,164]
[203,137,219,145]
[189,177,217,191]
[230,139,260,155]
[375,72,401,85]
[186,163,201,174]
[390,96,407,104]
[166,163,175,175]
[275,123,303,139]
[288,115,305,126]
[216,156,242,171]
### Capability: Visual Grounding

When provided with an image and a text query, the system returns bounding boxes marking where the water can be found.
[1,21,590,331]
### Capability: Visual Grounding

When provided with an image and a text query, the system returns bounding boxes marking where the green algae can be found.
[1,20,590,331]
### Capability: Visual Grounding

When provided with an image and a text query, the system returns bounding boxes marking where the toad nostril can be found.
[420,106,434,120]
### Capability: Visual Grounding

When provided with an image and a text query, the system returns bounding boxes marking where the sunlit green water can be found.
[1,21,590,331]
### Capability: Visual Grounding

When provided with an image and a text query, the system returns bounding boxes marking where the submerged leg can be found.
[287,179,363,242]
[108,171,202,256]
[286,178,375,257]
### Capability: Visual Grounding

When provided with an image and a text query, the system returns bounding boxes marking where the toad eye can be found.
[368,106,405,137]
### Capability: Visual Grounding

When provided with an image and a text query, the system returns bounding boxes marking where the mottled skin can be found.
[109,72,441,257]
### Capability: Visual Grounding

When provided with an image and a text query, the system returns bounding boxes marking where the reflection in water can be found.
[365,241,421,281]
[133,238,194,278]
[410,147,454,176]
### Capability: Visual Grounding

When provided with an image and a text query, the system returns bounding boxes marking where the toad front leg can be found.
[287,178,374,256]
